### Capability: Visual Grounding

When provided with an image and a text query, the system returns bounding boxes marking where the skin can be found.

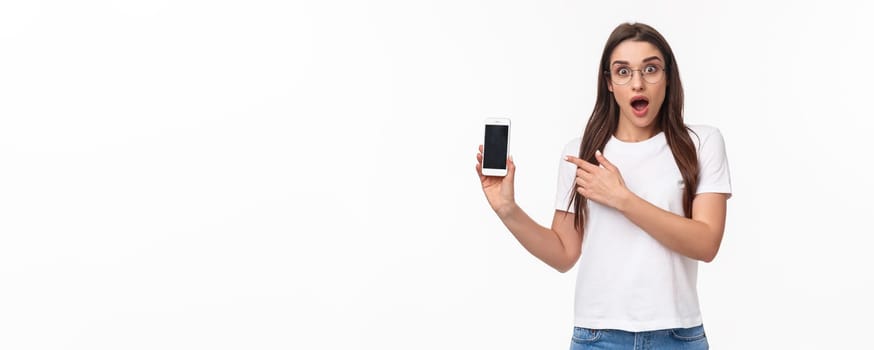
[475,40,729,272]
[606,40,667,142]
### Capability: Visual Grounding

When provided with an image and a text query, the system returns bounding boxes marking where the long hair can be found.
[570,23,700,232]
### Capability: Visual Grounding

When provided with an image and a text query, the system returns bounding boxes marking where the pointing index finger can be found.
[565,155,598,172]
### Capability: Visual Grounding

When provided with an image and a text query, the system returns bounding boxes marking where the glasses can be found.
[605,64,667,85]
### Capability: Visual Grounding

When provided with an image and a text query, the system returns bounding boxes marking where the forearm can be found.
[497,204,578,272]
[618,193,722,262]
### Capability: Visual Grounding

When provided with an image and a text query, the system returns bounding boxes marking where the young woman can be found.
[475,23,731,349]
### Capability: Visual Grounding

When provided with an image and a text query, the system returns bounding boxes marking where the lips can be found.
[630,96,649,117]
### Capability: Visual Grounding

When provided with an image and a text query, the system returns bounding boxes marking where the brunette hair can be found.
[570,22,699,232]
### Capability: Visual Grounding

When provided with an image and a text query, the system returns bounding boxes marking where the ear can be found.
[604,71,613,93]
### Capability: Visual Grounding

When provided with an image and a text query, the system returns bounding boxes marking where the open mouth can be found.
[631,96,649,112]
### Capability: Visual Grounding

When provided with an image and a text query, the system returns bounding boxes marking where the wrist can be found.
[496,201,519,220]
[616,188,636,213]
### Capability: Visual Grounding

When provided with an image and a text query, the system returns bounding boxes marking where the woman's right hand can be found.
[475,144,517,218]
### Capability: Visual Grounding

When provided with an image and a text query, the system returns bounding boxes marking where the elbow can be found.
[553,251,581,273]
[555,264,573,273]
[696,229,724,263]
[698,245,720,263]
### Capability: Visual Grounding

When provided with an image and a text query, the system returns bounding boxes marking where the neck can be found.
[614,121,659,142]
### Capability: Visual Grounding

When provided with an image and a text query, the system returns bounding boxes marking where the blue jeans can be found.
[569,325,708,350]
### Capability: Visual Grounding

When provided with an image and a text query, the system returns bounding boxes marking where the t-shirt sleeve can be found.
[695,128,732,198]
[555,138,581,213]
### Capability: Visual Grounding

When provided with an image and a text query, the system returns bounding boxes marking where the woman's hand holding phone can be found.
[476,144,517,218]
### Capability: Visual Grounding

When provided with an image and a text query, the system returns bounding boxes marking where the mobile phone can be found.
[482,118,511,177]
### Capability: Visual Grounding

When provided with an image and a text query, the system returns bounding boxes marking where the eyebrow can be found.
[611,56,664,66]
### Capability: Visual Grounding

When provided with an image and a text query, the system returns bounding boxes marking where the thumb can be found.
[595,150,617,171]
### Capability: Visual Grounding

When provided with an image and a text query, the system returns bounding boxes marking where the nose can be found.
[630,70,645,91]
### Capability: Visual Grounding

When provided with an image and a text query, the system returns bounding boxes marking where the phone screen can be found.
[483,124,509,169]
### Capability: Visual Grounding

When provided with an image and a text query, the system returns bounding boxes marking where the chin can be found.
[622,113,658,130]
[633,118,658,129]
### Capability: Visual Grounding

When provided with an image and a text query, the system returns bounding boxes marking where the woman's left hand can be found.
[565,151,632,211]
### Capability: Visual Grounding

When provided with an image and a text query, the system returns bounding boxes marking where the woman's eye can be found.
[644,65,658,73]
[617,68,630,76]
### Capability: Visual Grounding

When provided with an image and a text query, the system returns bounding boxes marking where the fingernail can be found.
[595,150,602,156]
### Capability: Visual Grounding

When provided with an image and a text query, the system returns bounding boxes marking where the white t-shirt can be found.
[554,124,732,332]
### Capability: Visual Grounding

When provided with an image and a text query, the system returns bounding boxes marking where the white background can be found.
[1,1,872,349]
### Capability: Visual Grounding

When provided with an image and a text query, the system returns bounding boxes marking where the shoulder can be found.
[561,137,582,155]
[685,124,724,148]
[686,124,721,139]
